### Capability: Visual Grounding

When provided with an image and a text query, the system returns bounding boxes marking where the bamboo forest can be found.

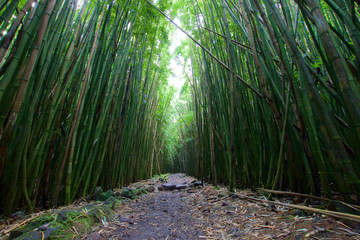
[1,0,360,225]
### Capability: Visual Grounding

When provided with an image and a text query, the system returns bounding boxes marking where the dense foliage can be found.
[172,0,360,201]
[1,0,360,215]
[0,0,175,214]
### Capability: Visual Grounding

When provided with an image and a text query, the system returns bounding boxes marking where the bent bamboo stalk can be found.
[232,192,360,223]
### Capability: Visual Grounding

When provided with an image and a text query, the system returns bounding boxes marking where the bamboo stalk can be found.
[231,192,360,223]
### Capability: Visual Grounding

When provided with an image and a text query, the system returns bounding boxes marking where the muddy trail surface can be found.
[84,174,360,240]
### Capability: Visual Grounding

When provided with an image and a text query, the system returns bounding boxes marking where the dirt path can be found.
[100,174,204,239]
[84,174,360,240]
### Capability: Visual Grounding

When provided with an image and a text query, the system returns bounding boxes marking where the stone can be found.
[85,232,101,240]
[121,188,133,198]
[163,183,177,191]
[158,177,167,182]
[105,190,115,196]
[38,225,61,239]
[92,187,103,200]
[190,180,202,187]
[56,210,70,221]
[13,225,60,240]
[114,191,121,198]
[118,216,134,224]
[38,223,51,231]
[175,184,187,189]
[104,196,118,205]
[8,230,23,239]
[146,185,155,192]
[293,209,306,217]
[10,211,25,220]
[14,231,42,240]
[96,190,115,201]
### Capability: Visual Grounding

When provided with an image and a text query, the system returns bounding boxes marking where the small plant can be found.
[153,173,170,182]
[101,216,108,227]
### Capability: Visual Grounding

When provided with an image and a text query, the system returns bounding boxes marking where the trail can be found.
[98,174,204,239]
[84,174,360,240]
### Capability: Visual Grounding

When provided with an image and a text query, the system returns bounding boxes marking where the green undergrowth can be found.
[152,173,170,182]
[8,202,117,239]
[7,187,150,240]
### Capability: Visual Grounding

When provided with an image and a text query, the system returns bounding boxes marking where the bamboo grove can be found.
[1,0,360,215]
[0,0,175,214]
[170,0,360,200]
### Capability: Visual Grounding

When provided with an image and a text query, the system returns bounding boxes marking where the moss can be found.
[120,187,148,200]
[79,207,103,223]
[96,190,116,201]
[8,188,135,239]
[17,214,55,232]
[103,196,120,206]
[9,204,118,240]
[50,216,92,239]
[48,221,65,229]
[48,210,99,239]
[134,187,148,196]
[121,188,133,198]
[63,210,89,223]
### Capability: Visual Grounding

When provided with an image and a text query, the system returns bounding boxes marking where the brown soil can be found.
[85,174,360,240]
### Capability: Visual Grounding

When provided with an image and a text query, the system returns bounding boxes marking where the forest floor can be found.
[84,174,360,240]
[2,174,360,239]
